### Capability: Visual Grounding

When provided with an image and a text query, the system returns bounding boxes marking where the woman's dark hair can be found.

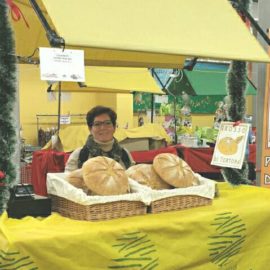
[86,106,117,127]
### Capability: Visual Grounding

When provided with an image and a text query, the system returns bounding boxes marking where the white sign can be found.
[211,121,250,169]
[155,95,168,103]
[60,115,71,125]
[39,47,85,82]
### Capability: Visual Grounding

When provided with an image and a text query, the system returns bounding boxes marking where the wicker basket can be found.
[145,174,216,214]
[50,194,147,221]
[20,163,32,184]
[149,194,212,214]
[47,173,150,221]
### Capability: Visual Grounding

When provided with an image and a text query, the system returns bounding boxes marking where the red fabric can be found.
[131,144,256,173]
[31,150,70,196]
[131,146,178,164]
[175,144,256,173]
[175,145,220,173]
[248,144,256,164]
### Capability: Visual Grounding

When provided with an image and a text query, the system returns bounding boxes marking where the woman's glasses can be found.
[92,120,113,128]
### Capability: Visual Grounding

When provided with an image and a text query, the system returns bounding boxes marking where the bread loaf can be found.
[126,164,172,190]
[66,169,85,189]
[153,153,199,188]
[66,169,92,194]
[82,156,129,195]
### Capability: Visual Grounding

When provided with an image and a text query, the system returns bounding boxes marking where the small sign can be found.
[211,121,250,169]
[39,47,85,82]
[155,95,168,103]
[60,115,71,125]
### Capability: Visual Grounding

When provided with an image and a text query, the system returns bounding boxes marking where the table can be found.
[1,182,270,269]
[31,145,256,195]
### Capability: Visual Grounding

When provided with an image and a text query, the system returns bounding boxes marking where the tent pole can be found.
[57,82,61,132]
[151,94,154,123]
[29,0,65,47]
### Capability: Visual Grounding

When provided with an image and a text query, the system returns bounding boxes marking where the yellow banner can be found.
[1,183,270,269]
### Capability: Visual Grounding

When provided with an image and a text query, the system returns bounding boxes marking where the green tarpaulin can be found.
[168,69,257,96]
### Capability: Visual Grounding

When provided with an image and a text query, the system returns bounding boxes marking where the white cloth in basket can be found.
[128,173,217,202]
[46,173,151,206]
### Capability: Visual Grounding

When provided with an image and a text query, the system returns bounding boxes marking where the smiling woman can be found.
[65,106,135,173]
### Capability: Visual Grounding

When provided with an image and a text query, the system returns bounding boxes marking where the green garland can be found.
[0,1,17,213]
[221,0,250,185]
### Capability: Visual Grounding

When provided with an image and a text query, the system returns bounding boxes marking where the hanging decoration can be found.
[6,0,29,28]
[221,0,251,185]
[0,1,17,213]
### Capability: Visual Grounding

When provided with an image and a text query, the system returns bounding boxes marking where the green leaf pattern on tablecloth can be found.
[208,212,246,268]
[0,249,38,269]
[108,231,159,269]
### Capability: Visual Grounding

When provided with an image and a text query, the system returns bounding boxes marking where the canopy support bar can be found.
[28,0,65,47]
[231,1,270,45]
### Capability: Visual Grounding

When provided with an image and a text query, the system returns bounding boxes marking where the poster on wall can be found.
[133,92,224,114]
[211,122,250,169]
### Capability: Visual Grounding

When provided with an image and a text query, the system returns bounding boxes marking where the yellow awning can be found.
[39,0,270,64]
[10,0,270,69]
[11,0,185,68]
[54,67,164,94]
[10,0,50,60]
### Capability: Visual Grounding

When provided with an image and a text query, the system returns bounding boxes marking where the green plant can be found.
[221,0,251,186]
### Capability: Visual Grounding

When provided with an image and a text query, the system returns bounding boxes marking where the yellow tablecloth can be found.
[1,183,270,270]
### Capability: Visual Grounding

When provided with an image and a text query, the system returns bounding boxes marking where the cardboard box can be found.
[149,138,167,150]
[119,138,149,152]
[120,138,167,151]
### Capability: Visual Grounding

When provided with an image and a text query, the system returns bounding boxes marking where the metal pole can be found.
[173,96,177,145]
[57,82,62,131]
[151,94,154,123]
[28,0,65,47]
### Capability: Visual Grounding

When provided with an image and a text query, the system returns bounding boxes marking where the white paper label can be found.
[60,115,71,125]
[39,47,85,82]
[155,95,168,103]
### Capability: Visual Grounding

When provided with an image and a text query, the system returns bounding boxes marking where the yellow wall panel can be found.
[19,65,97,145]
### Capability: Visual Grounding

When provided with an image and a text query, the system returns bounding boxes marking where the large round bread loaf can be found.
[153,153,199,188]
[126,164,172,190]
[82,156,129,195]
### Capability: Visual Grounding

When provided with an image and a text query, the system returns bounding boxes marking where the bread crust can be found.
[153,153,199,188]
[126,164,173,190]
[82,156,129,195]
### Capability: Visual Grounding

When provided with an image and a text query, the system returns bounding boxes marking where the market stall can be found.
[1,1,270,270]
[1,182,270,269]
